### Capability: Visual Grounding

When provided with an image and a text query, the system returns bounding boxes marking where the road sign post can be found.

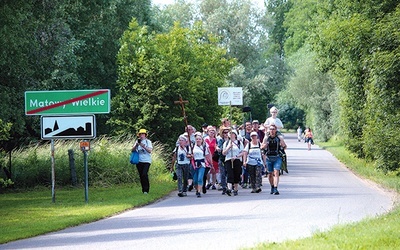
[25,89,109,203]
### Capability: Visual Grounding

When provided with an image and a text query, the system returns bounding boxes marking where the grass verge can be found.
[249,137,400,249]
[0,181,176,244]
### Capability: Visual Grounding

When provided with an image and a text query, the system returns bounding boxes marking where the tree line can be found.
[277,0,400,172]
[1,0,399,178]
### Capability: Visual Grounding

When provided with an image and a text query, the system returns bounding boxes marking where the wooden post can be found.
[68,149,77,187]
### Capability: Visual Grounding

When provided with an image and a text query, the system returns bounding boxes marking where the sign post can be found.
[81,141,90,203]
[51,140,55,203]
[25,89,110,203]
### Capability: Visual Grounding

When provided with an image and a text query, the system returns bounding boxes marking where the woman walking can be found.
[204,126,218,191]
[243,131,263,193]
[222,130,244,196]
[304,127,314,151]
[131,128,153,194]
[171,135,192,197]
[192,134,212,197]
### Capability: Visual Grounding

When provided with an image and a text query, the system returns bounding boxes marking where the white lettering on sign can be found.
[29,98,106,108]
[71,97,105,107]
[30,99,63,107]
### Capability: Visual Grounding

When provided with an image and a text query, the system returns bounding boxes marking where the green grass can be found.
[248,136,400,249]
[0,181,176,244]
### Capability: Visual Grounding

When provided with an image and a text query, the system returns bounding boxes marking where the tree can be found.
[109,20,236,146]
[0,0,153,152]
[363,5,400,172]
[151,0,279,121]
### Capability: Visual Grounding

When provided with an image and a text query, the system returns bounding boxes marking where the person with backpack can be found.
[171,135,192,197]
[222,130,244,196]
[261,124,287,195]
[216,126,230,194]
[192,134,212,198]
[243,131,263,193]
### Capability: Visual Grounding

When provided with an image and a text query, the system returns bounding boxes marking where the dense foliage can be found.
[152,0,282,121]
[0,0,152,151]
[280,0,400,172]
[1,0,399,188]
[109,20,236,146]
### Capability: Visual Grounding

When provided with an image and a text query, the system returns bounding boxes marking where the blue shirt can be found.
[138,139,152,163]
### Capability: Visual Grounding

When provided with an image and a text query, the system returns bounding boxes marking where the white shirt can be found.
[264,117,284,130]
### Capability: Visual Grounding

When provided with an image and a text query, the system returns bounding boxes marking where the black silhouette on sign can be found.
[45,120,92,136]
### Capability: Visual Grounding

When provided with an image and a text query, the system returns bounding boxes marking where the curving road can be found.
[1,134,395,250]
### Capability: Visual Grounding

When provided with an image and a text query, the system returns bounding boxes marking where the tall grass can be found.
[3,135,171,189]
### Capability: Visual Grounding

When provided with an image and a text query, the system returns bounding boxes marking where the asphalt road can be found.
[1,134,395,250]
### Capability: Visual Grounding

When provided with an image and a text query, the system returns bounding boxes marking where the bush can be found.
[6,135,171,188]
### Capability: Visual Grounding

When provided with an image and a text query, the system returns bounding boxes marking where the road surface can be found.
[1,134,395,250]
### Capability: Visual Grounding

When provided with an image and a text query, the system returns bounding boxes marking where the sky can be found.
[152,0,265,9]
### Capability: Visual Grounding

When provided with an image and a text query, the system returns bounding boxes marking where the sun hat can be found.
[137,128,147,136]
[250,131,258,137]
[179,135,188,141]
[252,120,259,124]
[229,130,238,137]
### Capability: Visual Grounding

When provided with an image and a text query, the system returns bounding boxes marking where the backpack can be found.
[265,136,280,156]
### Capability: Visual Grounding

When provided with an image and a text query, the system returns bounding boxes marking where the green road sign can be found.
[25,89,110,115]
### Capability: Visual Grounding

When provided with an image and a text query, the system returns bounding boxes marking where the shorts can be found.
[266,155,282,172]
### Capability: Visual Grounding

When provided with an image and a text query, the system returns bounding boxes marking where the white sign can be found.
[218,87,243,106]
[41,115,96,139]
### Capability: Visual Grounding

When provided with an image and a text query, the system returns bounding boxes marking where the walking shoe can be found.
[273,187,279,195]
[241,183,248,188]
[202,186,207,194]
[251,189,257,193]
[233,190,238,196]
[270,186,274,194]
[222,188,226,195]
[226,189,232,196]
[182,192,187,197]
[206,183,212,189]
[178,192,184,197]
[196,192,201,198]
[256,188,262,193]
[188,184,193,191]
[212,185,216,190]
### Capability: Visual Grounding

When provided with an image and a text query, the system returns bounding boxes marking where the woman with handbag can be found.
[131,128,153,194]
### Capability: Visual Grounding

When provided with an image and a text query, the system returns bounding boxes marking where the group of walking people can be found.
[170,106,287,198]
